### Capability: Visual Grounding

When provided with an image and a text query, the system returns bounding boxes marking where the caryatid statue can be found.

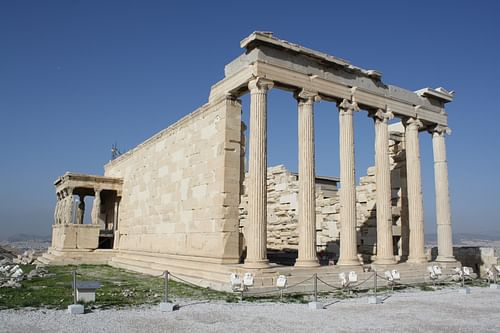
[54,192,61,224]
[76,195,85,224]
[64,188,74,224]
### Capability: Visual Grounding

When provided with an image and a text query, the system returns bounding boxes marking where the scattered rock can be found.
[0,256,49,288]
[122,289,134,297]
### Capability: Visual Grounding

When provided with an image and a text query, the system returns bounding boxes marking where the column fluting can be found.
[337,99,360,266]
[405,118,427,263]
[372,109,396,265]
[432,125,455,262]
[295,90,320,267]
[245,77,273,268]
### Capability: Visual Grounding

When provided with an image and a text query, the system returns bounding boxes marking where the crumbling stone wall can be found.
[239,128,408,262]
[239,165,341,252]
[451,247,499,277]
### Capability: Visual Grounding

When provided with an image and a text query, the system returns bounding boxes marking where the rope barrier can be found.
[349,273,376,289]
[244,275,315,297]
[168,272,207,289]
[316,276,342,291]
[60,266,482,308]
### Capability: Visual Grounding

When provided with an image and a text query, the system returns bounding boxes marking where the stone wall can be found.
[357,129,409,261]
[239,165,341,253]
[451,247,499,277]
[104,97,243,263]
[239,126,408,262]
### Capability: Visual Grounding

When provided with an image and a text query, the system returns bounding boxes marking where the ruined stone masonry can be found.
[41,32,457,291]
[239,125,408,264]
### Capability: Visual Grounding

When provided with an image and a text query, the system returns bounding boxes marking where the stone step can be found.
[110,252,235,291]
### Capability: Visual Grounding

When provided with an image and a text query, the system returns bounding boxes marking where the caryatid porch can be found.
[219,32,456,268]
[51,173,123,251]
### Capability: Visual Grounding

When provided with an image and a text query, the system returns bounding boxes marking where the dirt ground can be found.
[1,286,500,332]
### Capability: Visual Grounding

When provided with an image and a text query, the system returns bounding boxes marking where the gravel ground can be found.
[1,287,500,332]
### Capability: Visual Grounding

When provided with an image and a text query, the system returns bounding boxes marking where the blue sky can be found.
[0,0,499,239]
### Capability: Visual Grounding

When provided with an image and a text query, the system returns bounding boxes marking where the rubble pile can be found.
[0,246,48,288]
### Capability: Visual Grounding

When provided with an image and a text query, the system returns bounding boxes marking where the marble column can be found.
[337,99,360,266]
[372,108,396,265]
[405,118,427,263]
[92,189,102,226]
[245,77,273,268]
[113,197,121,249]
[114,198,120,231]
[295,90,320,267]
[432,125,455,262]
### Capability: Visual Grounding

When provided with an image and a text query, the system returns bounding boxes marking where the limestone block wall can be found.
[451,247,500,277]
[104,97,243,263]
[239,133,407,261]
[239,165,341,252]
[357,133,409,259]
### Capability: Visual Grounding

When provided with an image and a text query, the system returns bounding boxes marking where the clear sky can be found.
[1,0,499,239]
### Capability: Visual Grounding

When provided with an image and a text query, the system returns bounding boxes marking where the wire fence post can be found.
[72,270,77,304]
[163,270,169,303]
[374,272,378,298]
[313,273,318,303]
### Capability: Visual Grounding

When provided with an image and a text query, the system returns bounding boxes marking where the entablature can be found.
[54,172,123,196]
[210,32,453,126]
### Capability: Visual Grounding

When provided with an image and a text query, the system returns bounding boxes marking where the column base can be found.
[435,256,456,263]
[337,258,361,266]
[294,259,320,268]
[244,259,270,269]
[407,256,428,264]
[373,256,397,265]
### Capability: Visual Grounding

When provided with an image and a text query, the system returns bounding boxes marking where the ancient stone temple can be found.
[41,32,456,290]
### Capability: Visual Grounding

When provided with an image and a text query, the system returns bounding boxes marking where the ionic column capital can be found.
[295,89,320,105]
[404,117,424,130]
[248,77,274,94]
[338,98,360,114]
[64,187,74,196]
[430,125,452,136]
[370,107,394,123]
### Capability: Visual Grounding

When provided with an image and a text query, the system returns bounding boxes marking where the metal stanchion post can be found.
[369,272,381,304]
[308,273,323,310]
[160,270,177,312]
[67,269,84,314]
[459,267,470,295]
[163,270,169,303]
[73,270,77,304]
[314,273,318,303]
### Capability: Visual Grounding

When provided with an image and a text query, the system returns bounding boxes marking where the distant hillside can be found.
[426,233,500,245]
[6,234,51,242]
